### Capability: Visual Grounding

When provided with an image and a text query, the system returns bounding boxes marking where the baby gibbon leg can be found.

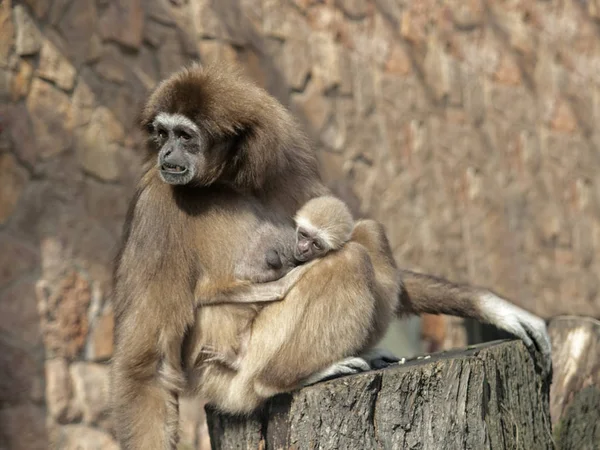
[197,345,240,370]
[302,357,371,386]
[359,347,401,370]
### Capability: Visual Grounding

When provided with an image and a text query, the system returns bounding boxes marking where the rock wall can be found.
[0,0,599,448]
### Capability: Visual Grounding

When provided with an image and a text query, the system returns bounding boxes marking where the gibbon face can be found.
[139,63,308,191]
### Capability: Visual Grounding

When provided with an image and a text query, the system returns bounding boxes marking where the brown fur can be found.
[111,61,550,448]
[197,195,358,372]
[111,62,328,449]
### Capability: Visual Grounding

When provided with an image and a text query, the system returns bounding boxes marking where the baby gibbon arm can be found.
[201,262,317,305]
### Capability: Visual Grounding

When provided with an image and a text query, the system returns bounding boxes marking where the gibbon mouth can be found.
[293,252,307,263]
[161,163,187,174]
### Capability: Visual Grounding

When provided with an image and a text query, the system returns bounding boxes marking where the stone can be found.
[22,0,50,19]
[205,0,245,46]
[94,79,147,131]
[0,0,15,67]
[0,152,29,224]
[39,238,71,285]
[82,177,129,225]
[46,357,74,422]
[193,0,243,44]
[70,362,111,425]
[0,278,45,347]
[48,0,74,26]
[355,12,392,67]
[26,78,74,158]
[263,0,306,39]
[157,31,188,78]
[0,404,48,450]
[291,0,318,10]
[337,50,353,95]
[385,43,412,75]
[0,67,12,101]
[240,0,263,26]
[11,58,33,100]
[52,425,118,450]
[318,150,348,183]
[351,54,376,115]
[193,0,225,39]
[279,37,312,91]
[400,8,425,44]
[344,117,379,164]
[236,47,268,90]
[448,0,484,29]
[86,306,114,361]
[76,106,124,181]
[57,0,98,66]
[198,40,238,66]
[549,98,578,132]
[291,79,332,133]
[99,0,144,50]
[133,45,160,90]
[493,53,521,85]
[146,0,177,25]
[336,0,369,18]
[320,97,351,152]
[37,37,77,91]
[309,31,341,90]
[86,33,104,64]
[95,45,127,84]
[14,5,42,56]
[0,335,41,405]
[38,270,92,360]
[306,4,340,31]
[143,18,173,48]
[0,103,38,167]
[0,233,37,287]
[71,78,97,128]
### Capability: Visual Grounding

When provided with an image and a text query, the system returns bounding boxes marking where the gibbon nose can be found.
[298,240,310,254]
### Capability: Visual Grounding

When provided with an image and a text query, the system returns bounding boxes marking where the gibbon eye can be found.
[298,231,308,239]
[158,129,168,139]
[312,241,322,250]
[178,131,191,141]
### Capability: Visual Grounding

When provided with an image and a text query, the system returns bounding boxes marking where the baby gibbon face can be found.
[292,196,354,263]
[294,226,330,263]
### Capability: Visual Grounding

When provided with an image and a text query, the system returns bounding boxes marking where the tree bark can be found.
[206,340,552,449]
[549,316,600,449]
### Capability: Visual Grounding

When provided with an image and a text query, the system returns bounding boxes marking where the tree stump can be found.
[206,340,552,449]
[549,316,600,449]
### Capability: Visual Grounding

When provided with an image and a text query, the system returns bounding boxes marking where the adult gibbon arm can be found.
[398,269,551,374]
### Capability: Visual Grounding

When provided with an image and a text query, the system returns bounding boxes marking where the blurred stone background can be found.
[1,0,599,448]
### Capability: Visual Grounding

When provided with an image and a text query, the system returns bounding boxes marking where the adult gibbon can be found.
[111,62,551,449]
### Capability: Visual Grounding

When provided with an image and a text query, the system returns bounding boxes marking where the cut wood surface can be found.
[548,315,600,449]
[206,340,552,449]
